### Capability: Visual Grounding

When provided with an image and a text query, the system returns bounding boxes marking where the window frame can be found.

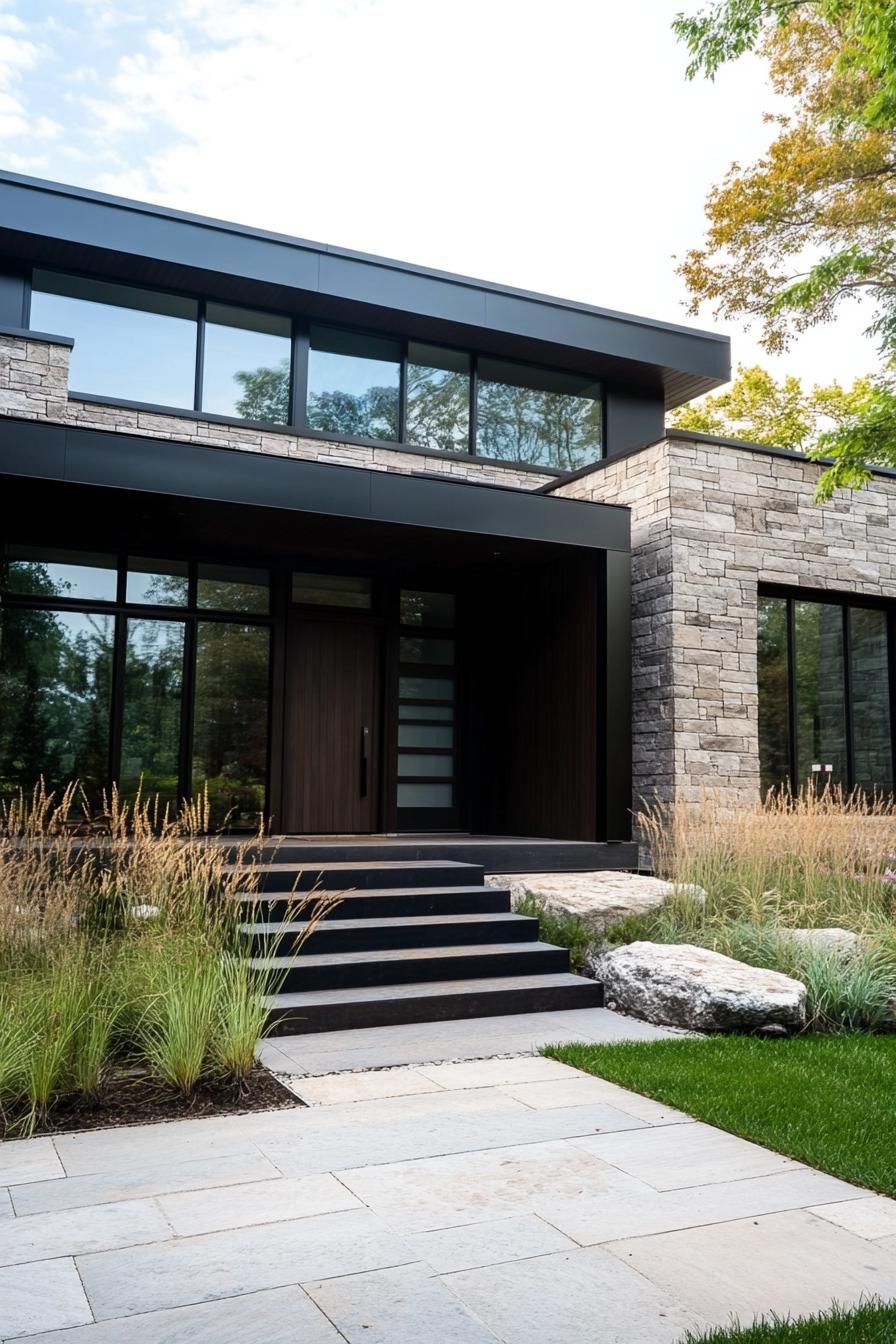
[27,268,602,473]
[0,544,275,827]
[758,583,896,796]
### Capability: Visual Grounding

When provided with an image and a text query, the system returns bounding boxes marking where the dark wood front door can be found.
[282,617,382,833]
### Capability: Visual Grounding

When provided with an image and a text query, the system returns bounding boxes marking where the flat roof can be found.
[0,170,730,409]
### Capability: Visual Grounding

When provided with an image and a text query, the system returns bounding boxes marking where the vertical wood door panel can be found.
[283,618,382,833]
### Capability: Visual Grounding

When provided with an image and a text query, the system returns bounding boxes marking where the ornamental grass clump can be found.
[0,781,336,1135]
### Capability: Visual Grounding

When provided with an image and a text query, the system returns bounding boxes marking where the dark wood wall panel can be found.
[466,552,600,841]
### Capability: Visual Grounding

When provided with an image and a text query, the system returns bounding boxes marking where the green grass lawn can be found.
[543,1035,896,1196]
[682,1300,896,1342]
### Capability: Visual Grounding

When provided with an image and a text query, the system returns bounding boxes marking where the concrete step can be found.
[228,859,484,893]
[241,910,537,955]
[251,940,569,992]
[264,972,603,1034]
[236,882,508,921]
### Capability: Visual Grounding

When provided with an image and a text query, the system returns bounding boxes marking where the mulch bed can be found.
[3,1065,302,1139]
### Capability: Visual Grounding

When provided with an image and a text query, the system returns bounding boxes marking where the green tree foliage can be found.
[234,360,290,424]
[673,0,896,495]
[670,363,877,450]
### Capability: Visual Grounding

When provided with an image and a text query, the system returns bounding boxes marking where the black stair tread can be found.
[225,859,481,875]
[250,940,561,970]
[265,972,596,1008]
[233,883,499,902]
[242,911,525,935]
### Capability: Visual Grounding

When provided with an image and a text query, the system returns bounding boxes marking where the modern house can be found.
[3,173,894,1027]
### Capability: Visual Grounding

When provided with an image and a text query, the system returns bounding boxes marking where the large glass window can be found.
[30,271,198,408]
[120,619,185,803]
[476,358,602,469]
[757,590,894,796]
[1,546,273,827]
[191,622,270,828]
[406,344,470,453]
[202,303,291,423]
[307,327,401,441]
[0,607,114,805]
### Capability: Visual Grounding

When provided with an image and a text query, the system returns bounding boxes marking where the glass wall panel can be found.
[397,783,452,807]
[399,590,455,627]
[196,563,269,614]
[794,600,848,787]
[0,607,114,804]
[307,327,400,441]
[30,271,198,408]
[399,636,454,665]
[406,343,470,453]
[120,619,185,803]
[850,606,893,793]
[292,573,372,608]
[397,754,453,777]
[4,546,117,603]
[126,557,189,607]
[398,724,454,748]
[398,703,453,720]
[399,676,453,700]
[191,622,270,828]
[202,303,291,423]
[757,595,790,795]
[476,358,602,469]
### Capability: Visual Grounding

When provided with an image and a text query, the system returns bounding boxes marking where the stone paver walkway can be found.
[3,1013,896,1340]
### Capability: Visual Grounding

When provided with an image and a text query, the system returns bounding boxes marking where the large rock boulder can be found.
[597,941,806,1032]
[485,871,704,932]
[777,927,863,957]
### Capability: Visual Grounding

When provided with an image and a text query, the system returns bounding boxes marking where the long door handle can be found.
[360,725,370,797]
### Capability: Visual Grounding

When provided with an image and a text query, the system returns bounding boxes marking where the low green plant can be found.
[681,1298,896,1342]
[514,890,595,973]
[136,941,223,1096]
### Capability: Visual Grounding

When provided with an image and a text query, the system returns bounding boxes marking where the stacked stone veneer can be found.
[0,331,554,491]
[555,435,896,807]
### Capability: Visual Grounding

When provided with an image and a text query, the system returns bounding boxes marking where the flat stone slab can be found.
[486,870,699,931]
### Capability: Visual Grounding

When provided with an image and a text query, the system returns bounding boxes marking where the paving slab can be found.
[416,1055,576,1089]
[293,1067,443,1105]
[12,1150,281,1217]
[809,1193,896,1240]
[499,1074,690,1116]
[336,1139,638,1234]
[0,1136,65,1188]
[445,1245,707,1343]
[409,1212,578,1272]
[0,1257,93,1339]
[157,1172,362,1236]
[305,1262,500,1343]
[571,1118,800,1190]
[76,1208,414,1319]
[607,1208,896,1327]
[17,1285,341,1343]
[0,1197,172,1267]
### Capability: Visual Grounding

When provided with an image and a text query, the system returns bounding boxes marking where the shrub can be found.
[514,891,595,973]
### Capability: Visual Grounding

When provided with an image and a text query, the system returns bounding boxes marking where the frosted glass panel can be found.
[398,704,453,720]
[399,677,453,700]
[397,783,452,807]
[398,754,453,777]
[398,724,453,748]
[399,637,454,665]
[292,573,372,608]
[400,591,456,628]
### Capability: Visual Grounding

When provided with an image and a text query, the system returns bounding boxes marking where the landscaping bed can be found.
[682,1299,896,1342]
[2,1064,299,1139]
[545,1035,896,1196]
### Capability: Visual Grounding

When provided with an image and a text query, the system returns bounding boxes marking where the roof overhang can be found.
[0,171,729,410]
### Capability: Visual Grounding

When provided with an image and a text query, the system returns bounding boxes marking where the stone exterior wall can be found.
[0,332,554,491]
[555,434,896,807]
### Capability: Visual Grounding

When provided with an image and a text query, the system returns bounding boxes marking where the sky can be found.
[0,0,879,391]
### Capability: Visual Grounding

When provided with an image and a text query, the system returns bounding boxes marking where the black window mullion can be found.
[291,320,309,429]
[469,354,478,456]
[194,300,206,412]
[785,596,798,794]
[843,604,855,792]
[399,341,408,442]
